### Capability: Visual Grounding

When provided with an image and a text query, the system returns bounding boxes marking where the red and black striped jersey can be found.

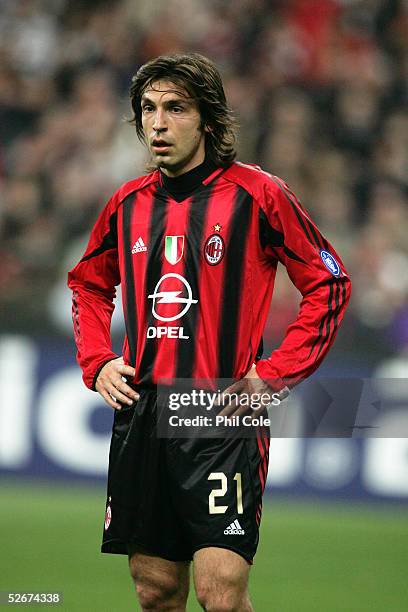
[68,161,351,391]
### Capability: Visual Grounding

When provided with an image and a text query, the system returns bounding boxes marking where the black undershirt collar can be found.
[160,157,219,202]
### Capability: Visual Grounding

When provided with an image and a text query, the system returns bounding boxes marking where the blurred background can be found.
[0,0,407,610]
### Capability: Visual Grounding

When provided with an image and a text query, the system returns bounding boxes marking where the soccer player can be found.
[68,53,351,611]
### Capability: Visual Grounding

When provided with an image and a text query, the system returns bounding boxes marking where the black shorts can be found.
[101,390,269,564]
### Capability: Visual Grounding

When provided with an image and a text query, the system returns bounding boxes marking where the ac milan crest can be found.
[204,234,225,265]
[104,505,112,530]
[165,235,184,265]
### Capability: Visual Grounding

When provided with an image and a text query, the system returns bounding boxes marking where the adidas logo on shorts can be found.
[224,519,245,535]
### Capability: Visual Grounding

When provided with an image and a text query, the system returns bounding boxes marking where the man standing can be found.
[68,53,351,611]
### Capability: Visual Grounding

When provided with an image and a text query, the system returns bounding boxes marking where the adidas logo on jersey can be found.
[224,519,245,535]
[132,237,147,254]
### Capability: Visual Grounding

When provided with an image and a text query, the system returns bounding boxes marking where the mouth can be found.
[151,139,172,153]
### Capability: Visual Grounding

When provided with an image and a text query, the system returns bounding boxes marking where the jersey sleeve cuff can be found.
[255,360,286,392]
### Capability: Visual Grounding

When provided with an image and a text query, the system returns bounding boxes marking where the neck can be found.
[160,156,219,201]
[161,153,206,178]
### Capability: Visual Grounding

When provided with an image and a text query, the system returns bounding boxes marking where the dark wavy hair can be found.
[129,53,237,167]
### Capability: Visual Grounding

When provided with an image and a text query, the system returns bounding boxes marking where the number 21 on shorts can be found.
[208,472,243,514]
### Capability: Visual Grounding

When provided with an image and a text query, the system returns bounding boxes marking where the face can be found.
[141,80,208,177]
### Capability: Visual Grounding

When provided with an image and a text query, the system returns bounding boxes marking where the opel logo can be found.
[148,273,198,322]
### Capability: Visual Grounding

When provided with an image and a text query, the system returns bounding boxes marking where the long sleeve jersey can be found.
[68,161,351,391]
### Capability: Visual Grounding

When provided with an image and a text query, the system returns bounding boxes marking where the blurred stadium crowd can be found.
[0,0,407,367]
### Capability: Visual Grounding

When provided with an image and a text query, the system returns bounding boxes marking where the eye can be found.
[171,105,184,113]
[142,104,154,113]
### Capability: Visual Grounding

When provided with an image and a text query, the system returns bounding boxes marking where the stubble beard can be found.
[151,131,204,176]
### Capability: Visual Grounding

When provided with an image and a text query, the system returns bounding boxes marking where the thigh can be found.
[129,551,190,604]
[193,547,250,603]
[129,551,190,586]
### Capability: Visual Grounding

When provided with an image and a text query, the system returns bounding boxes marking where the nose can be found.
[152,108,167,133]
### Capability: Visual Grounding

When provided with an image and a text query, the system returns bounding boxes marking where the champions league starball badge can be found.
[320,250,341,277]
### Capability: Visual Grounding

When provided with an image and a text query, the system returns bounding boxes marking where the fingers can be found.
[95,358,139,410]
[105,381,135,406]
[120,365,137,378]
[217,377,275,418]
[97,380,140,410]
[97,386,122,410]
[214,379,245,411]
[218,395,240,417]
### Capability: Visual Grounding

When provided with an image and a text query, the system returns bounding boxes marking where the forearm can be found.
[71,284,118,389]
[256,275,351,390]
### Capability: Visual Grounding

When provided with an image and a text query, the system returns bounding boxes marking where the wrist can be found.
[255,360,286,393]
[92,356,119,391]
